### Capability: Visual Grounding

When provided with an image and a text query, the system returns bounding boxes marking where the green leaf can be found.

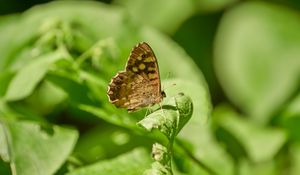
[138,93,193,140]
[172,142,213,175]
[24,80,68,115]
[141,28,209,89]
[281,92,300,118]
[114,0,196,34]
[172,13,223,104]
[280,93,300,141]
[76,38,121,77]
[73,126,153,164]
[46,73,96,105]
[138,93,193,174]
[78,104,139,130]
[175,125,234,175]
[213,105,287,162]
[238,159,277,175]
[0,15,20,71]
[67,148,151,175]
[77,70,110,102]
[0,1,132,72]
[0,158,11,175]
[0,99,46,122]
[215,1,300,123]
[5,51,65,101]
[155,79,233,175]
[144,161,171,175]
[2,120,78,175]
[21,1,129,43]
[0,123,9,162]
[0,1,219,175]
[140,29,211,125]
[0,71,14,98]
[290,144,300,175]
[195,0,239,12]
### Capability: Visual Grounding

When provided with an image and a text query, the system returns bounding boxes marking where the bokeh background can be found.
[1,0,300,175]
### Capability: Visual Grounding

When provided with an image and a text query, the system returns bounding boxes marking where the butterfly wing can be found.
[107,71,132,108]
[107,42,163,112]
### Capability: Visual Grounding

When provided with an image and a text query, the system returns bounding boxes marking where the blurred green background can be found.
[1,0,300,175]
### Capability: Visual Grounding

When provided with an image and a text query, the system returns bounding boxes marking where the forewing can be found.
[126,42,162,93]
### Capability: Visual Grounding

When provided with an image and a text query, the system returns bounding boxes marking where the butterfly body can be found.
[107,42,165,112]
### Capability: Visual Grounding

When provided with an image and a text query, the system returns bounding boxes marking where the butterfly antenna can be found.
[161,72,176,92]
[161,72,170,91]
[162,83,176,94]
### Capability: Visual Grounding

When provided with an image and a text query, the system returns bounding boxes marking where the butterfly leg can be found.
[144,106,153,118]
[159,102,166,117]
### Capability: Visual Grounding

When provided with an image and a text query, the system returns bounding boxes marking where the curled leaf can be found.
[138,93,193,141]
[138,93,193,174]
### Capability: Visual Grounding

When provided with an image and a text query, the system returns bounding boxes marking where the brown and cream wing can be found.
[107,42,163,112]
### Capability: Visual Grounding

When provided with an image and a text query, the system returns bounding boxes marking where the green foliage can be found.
[1,121,78,175]
[139,93,193,174]
[0,0,300,174]
[67,148,152,175]
[214,2,300,123]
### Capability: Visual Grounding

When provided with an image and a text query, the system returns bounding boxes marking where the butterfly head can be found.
[161,91,166,98]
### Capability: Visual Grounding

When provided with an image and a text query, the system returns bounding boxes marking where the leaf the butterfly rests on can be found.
[107,42,166,112]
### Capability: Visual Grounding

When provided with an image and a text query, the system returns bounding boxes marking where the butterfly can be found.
[107,42,166,112]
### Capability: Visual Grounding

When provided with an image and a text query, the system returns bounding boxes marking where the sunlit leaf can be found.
[2,120,78,175]
[68,148,151,175]
[5,51,65,101]
[213,105,286,162]
[114,0,195,34]
[215,1,300,123]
